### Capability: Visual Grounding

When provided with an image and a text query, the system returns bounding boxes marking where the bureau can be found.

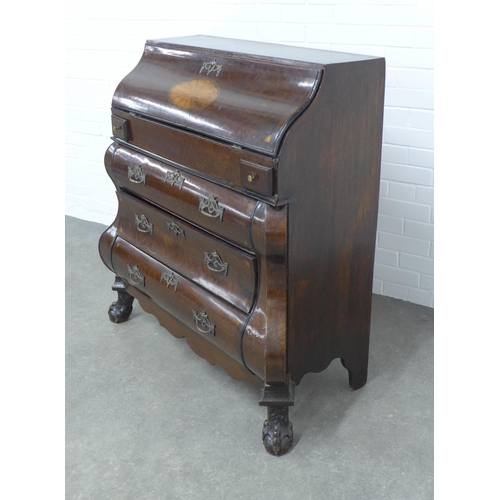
[98,35,385,456]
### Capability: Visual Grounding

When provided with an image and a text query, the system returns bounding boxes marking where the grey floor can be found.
[66,215,433,500]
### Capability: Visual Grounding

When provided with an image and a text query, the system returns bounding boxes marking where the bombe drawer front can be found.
[111,237,247,364]
[105,144,258,251]
[115,191,257,314]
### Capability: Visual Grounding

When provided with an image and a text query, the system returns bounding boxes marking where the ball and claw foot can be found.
[262,406,294,456]
[108,277,134,323]
[108,291,134,323]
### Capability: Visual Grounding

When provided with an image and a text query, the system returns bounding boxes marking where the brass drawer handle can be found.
[135,214,153,234]
[127,264,144,286]
[127,165,146,185]
[164,169,185,189]
[167,221,185,239]
[160,272,179,292]
[193,310,215,336]
[204,251,228,275]
[199,195,224,221]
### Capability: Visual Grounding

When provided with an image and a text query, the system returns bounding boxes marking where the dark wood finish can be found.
[239,159,274,197]
[98,220,117,272]
[114,190,257,313]
[111,237,248,364]
[241,202,287,383]
[108,276,134,323]
[99,35,385,455]
[111,115,129,142]
[278,58,386,386]
[125,282,263,389]
[105,142,259,250]
[157,35,381,66]
[112,41,321,156]
[262,406,293,457]
[110,108,277,199]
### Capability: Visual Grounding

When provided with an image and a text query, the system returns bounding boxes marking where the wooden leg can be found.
[259,381,294,456]
[341,358,368,390]
[262,405,294,456]
[108,276,134,323]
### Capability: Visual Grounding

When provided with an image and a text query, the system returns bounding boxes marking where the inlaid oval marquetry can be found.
[169,79,218,110]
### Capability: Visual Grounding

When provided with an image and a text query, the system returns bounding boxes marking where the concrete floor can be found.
[66,215,433,499]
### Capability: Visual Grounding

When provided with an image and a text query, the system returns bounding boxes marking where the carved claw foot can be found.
[262,405,294,456]
[108,277,134,323]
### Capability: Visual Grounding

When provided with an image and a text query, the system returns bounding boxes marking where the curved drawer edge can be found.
[124,284,263,388]
[98,222,118,273]
[111,237,247,365]
[242,203,288,384]
[106,143,259,251]
[115,190,257,314]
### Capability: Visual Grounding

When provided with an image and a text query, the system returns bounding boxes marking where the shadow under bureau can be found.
[99,35,385,456]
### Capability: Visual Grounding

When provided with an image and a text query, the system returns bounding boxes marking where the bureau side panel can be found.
[279,58,386,385]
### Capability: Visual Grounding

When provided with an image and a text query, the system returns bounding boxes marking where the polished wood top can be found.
[150,35,381,65]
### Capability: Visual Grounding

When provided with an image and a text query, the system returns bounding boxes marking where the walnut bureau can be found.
[98,35,385,456]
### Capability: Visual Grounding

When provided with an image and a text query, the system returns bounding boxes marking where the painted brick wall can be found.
[65,0,434,307]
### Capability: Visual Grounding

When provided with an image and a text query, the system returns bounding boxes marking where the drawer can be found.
[111,237,246,364]
[115,191,257,314]
[106,143,258,251]
[111,108,276,197]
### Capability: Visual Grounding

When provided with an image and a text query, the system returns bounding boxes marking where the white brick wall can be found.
[65,0,434,307]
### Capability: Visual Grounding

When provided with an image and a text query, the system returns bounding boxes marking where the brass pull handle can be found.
[160,272,179,292]
[164,169,185,189]
[192,310,215,336]
[199,195,224,221]
[113,125,123,131]
[127,165,146,185]
[127,264,144,286]
[247,174,255,182]
[167,221,185,239]
[204,251,228,276]
[135,214,153,234]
